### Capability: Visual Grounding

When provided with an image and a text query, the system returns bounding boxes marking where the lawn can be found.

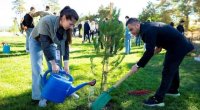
[0,36,200,110]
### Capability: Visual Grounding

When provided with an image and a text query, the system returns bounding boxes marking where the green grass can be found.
[0,36,200,110]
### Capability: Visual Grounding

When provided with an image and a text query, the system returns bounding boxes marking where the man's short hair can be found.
[125,16,129,19]
[126,18,139,26]
[30,7,35,11]
[180,19,185,23]
[46,6,50,10]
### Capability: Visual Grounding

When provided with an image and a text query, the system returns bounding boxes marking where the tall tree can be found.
[12,0,26,18]
[92,7,125,91]
[139,0,195,30]
[12,17,19,34]
[194,0,200,16]
[175,0,194,30]
[138,2,161,22]
[97,5,110,19]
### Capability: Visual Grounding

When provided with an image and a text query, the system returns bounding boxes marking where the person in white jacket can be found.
[90,21,96,40]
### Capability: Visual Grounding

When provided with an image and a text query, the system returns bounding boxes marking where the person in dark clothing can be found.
[23,12,34,29]
[176,20,185,35]
[169,22,174,27]
[126,18,194,107]
[78,23,82,37]
[22,7,35,52]
[73,26,77,37]
[83,20,91,43]
[22,6,51,52]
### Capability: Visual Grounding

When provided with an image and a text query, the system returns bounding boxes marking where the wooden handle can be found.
[113,71,134,88]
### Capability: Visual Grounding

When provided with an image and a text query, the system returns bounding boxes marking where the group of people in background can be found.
[170,20,200,62]
[21,6,55,52]
[170,20,185,35]
[71,16,198,58]
[73,20,99,43]
[72,20,100,44]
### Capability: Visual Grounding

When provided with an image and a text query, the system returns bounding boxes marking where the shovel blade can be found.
[91,92,112,110]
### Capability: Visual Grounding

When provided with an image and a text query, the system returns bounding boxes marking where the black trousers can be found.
[155,50,187,101]
[90,31,95,40]
[78,28,81,36]
[84,31,90,42]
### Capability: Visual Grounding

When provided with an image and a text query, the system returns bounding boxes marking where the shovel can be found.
[91,71,134,110]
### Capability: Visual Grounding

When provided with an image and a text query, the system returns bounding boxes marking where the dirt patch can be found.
[103,101,119,110]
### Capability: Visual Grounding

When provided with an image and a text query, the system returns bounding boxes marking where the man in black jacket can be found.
[126,18,194,107]
[22,7,35,52]
[177,20,185,35]
[83,20,91,43]
[78,23,82,37]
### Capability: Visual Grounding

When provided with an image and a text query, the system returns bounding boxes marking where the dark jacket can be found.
[22,13,34,28]
[137,22,194,67]
[84,22,90,32]
[78,23,82,30]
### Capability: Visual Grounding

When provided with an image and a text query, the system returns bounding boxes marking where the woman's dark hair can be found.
[125,16,129,19]
[60,6,79,21]
[46,6,50,10]
[60,6,79,44]
[66,29,72,44]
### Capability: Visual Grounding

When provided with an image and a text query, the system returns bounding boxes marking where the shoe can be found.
[31,99,39,105]
[38,99,47,107]
[143,96,165,107]
[71,93,79,99]
[166,91,180,97]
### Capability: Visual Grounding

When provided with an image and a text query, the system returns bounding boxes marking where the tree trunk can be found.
[101,59,109,91]
[100,61,105,91]
[185,14,189,31]
[100,35,110,91]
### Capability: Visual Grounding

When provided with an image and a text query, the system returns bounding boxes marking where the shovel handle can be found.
[113,71,134,88]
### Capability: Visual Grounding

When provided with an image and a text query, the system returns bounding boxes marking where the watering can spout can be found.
[68,79,96,96]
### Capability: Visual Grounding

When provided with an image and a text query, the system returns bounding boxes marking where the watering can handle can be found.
[42,70,74,86]
[113,71,134,88]
[58,70,73,82]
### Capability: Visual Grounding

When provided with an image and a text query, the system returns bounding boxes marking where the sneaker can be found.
[166,91,180,97]
[143,96,165,107]
[38,99,47,107]
[31,99,39,105]
[71,93,79,99]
